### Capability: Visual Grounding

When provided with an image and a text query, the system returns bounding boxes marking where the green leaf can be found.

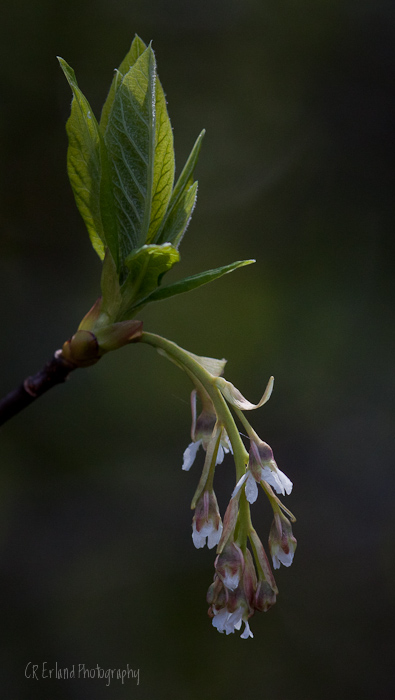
[135,259,255,306]
[103,42,174,261]
[58,58,118,263]
[145,76,175,244]
[100,35,147,134]
[155,130,205,246]
[155,181,197,248]
[119,243,180,319]
[104,46,157,263]
[100,249,122,320]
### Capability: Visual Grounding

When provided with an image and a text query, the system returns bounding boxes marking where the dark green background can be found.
[1,1,394,698]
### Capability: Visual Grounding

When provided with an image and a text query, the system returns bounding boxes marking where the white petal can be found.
[212,608,230,633]
[222,570,240,591]
[225,607,243,634]
[216,444,225,465]
[221,433,233,454]
[245,472,258,504]
[187,351,227,377]
[231,472,248,498]
[207,522,223,549]
[182,440,201,471]
[272,552,281,570]
[261,466,285,495]
[192,521,208,548]
[215,376,274,411]
[216,432,232,465]
[277,548,295,567]
[240,620,254,639]
[277,468,293,495]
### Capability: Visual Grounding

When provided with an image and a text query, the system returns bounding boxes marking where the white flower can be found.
[211,606,253,639]
[261,465,293,496]
[192,518,223,550]
[245,471,259,504]
[222,570,240,591]
[182,432,232,471]
[182,440,202,470]
[240,619,254,639]
[215,541,244,592]
[269,512,297,570]
[212,606,242,634]
[216,434,233,464]
[192,489,223,549]
[231,472,248,499]
[249,439,293,496]
[271,546,295,570]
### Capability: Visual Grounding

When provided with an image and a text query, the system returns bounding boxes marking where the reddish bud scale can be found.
[62,330,100,367]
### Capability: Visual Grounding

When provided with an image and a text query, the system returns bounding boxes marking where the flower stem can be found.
[140,332,249,479]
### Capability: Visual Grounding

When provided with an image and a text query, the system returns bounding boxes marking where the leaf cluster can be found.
[59,36,253,322]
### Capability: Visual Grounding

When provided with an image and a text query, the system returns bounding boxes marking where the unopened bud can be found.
[269,511,297,569]
[61,330,100,367]
[95,320,143,352]
[215,541,244,591]
[254,580,277,612]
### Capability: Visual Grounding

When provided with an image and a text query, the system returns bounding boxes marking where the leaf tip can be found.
[57,56,67,71]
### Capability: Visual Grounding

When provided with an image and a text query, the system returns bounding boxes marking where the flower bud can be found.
[191,390,217,448]
[94,320,143,351]
[249,438,293,496]
[192,489,222,550]
[61,330,100,367]
[207,575,227,608]
[249,529,278,593]
[215,541,244,591]
[217,492,240,553]
[208,555,255,639]
[254,580,277,612]
[243,549,258,611]
[269,511,297,569]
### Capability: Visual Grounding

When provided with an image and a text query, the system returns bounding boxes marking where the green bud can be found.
[62,330,100,368]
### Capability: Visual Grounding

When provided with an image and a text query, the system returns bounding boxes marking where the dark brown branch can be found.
[0,350,77,427]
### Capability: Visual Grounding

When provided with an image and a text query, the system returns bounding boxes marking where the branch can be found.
[0,351,77,427]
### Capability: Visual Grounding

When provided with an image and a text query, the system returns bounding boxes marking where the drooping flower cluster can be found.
[179,349,297,639]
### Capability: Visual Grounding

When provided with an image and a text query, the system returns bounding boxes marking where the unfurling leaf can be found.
[156,130,205,246]
[100,35,147,133]
[136,259,255,307]
[58,58,118,264]
[104,46,157,261]
[119,243,180,318]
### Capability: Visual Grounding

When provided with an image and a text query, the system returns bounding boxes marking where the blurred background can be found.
[0,0,394,698]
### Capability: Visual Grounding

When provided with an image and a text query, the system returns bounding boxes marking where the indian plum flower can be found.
[182,388,232,470]
[248,438,293,498]
[269,510,297,569]
[192,488,223,549]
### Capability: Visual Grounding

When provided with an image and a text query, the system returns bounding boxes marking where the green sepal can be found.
[134,259,255,307]
[58,58,118,264]
[155,130,205,246]
[118,243,180,319]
